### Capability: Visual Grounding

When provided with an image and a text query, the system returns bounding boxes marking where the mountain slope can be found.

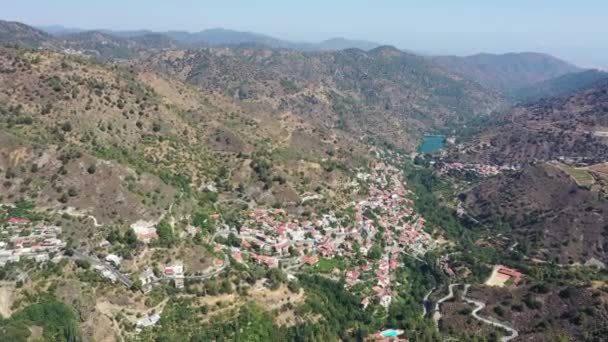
[58,31,143,59]
[511,69,608,103]
[44,25,383,51]
[142,46,506,150]
[453,80,608,166]
[462,162,608,264]
[0,46,375,224]
[431,52,582,95]
[164,28,288,47]
[0,20,56,48]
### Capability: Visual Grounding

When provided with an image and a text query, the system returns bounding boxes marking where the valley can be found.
[0,14,607,342]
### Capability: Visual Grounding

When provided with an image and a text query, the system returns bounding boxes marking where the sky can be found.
[3,0,607,69]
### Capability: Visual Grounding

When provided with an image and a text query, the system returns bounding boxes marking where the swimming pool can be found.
[381,330,399,337]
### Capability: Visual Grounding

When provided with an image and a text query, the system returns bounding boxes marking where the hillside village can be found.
[0,218,66,266]
[122,160,440,311]
[0,154,441,325]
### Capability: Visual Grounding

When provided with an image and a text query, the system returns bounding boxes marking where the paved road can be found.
[462,284,519,342]
[151,252,231,285]
[70,251,133,288]
[432,284,518,341]
[421,287,435,318]
[433,283,458,324]
[210,228,231,243]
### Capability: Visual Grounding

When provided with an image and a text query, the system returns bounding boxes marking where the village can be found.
[0,159,531,338]
[205,162,440,309]
[436,162,506,178]
[122,161,440,311]
[0,217,66,266]
[0,161,441,333]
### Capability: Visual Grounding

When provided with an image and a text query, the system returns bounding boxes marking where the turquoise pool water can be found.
[382,330,398,337]
[418,135,445,154]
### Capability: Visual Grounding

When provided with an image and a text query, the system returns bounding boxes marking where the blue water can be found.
[418,135,445,154]
[382,330,398,337]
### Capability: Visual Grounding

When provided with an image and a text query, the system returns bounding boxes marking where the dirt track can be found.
[0,286,14,318]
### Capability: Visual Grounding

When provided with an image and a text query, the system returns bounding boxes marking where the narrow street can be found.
[70,251,133,288]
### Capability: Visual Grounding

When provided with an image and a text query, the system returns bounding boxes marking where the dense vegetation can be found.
[0,299,81,341]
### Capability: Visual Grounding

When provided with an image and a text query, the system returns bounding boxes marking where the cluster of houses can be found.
[0,218,66,266]
[215,162,438,310]
[437,162,504,177]
[344,163,437,308]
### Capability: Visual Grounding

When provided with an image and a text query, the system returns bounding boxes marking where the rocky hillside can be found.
[0,46,374,225]
[57,31,146,59]
[431,52,582,95]
[142,46,506,150]
[0,20,55,48]
[452,80,608,166]
[462,162,608,264]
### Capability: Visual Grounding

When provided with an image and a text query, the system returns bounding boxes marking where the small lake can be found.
[418,135,445,154]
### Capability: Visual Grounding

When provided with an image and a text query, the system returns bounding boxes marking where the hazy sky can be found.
[4,0,607,68]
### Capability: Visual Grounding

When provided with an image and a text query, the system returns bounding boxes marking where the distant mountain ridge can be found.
[37,24,384,51]
[3,20,593,107]
[510,69,608,103]
[431,52,583,95]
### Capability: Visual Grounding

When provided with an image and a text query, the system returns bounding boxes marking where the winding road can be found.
[421,287,435,318]
[149,252,231,286]
[432,283,459,323]
[430,283,519,342]
[462,284,519,342]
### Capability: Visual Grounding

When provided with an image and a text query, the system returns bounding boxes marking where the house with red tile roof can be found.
[7,218,31,225]
[252,254,279,268]
[346,270,360,287]
[497,266,524,284]
[301,255,319,265]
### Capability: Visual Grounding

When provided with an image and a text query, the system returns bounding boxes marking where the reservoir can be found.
[418,135,445,154]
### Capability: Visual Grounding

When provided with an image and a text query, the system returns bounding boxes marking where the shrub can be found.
[493,306,505,317]
[75,259,91,269]
[58,194,68,203]
[61,122,72,132]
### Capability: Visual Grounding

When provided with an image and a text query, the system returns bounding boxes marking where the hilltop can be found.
[2,18,607,342]
[0,20,55,48]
